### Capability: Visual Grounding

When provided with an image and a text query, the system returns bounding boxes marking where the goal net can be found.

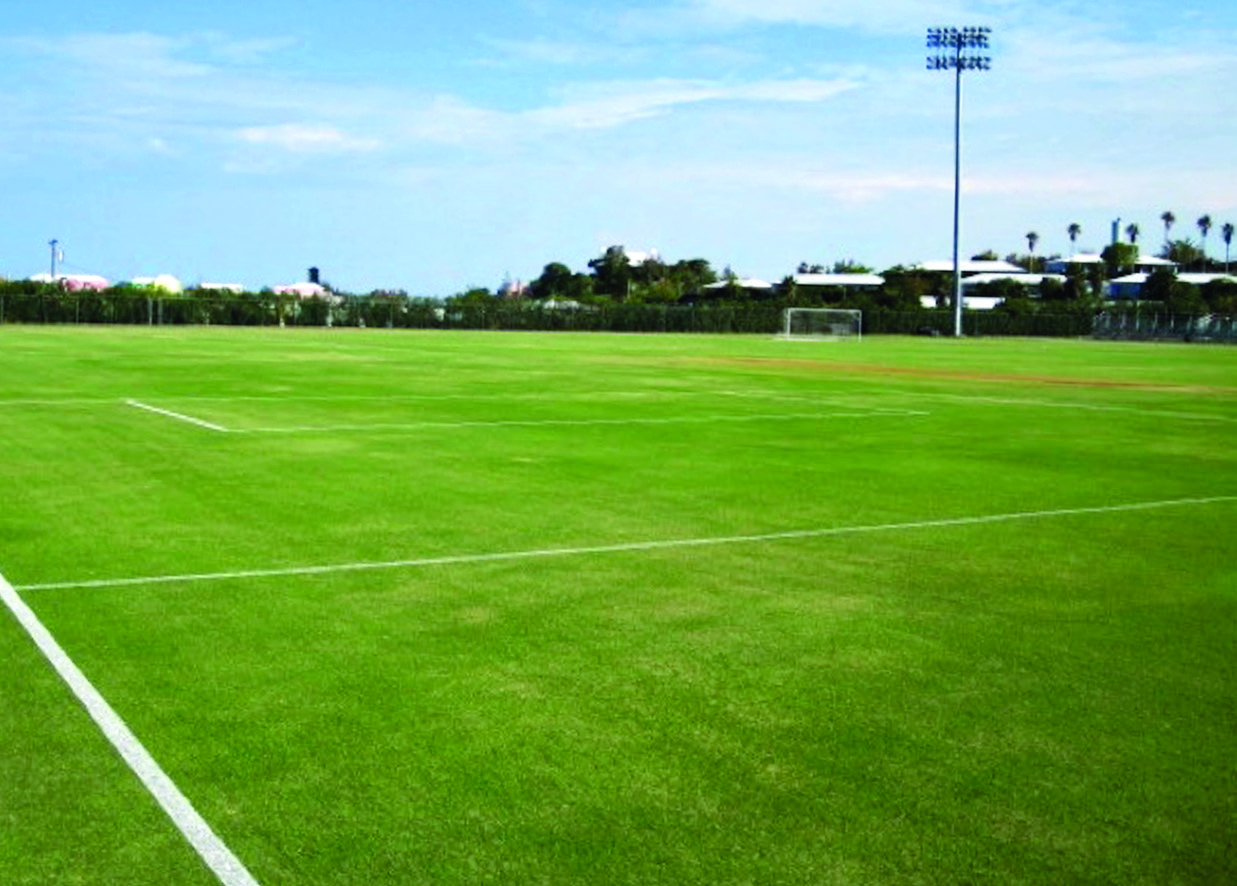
[782,308,862,341]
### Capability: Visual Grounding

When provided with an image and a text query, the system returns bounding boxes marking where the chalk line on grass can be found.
[719,387,1237,423]
[890,391,1237,423]
[0,572,260,886]
[227,409,927,435]
[17,495,1235,593]
[126,400,230,433]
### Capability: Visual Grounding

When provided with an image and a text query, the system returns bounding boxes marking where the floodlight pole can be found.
[49,239,59,279]
[927,27,991,337]
[951,56,962,338]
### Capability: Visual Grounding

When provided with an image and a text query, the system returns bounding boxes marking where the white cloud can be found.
[688,0,970,30]
[526,77,856,130]
[235,124,381,154]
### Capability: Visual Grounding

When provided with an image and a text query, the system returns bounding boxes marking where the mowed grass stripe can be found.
[0,572,260,886]
[18,495,1235,592]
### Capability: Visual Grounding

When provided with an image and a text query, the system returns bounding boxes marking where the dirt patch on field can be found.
[691,356,1235,393]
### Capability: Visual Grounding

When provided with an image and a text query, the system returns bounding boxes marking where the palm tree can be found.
[1026,231,1039,271]
[1067,223,1081,256]
[1125,222,1140,246]
[1223,222,1234,273]
[1197,215,1213,270]
[1161,211,1175,247]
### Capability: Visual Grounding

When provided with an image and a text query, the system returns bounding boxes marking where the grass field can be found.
[1,326,1235,885]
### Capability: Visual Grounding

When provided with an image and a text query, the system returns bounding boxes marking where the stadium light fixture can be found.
[926,26,992,337]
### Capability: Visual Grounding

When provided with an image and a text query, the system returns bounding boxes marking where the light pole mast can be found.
[49,239,60,279]
[927,27,992,337]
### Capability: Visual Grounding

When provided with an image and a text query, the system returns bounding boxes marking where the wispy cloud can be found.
[526,77,857,129]
[236,123,380,154]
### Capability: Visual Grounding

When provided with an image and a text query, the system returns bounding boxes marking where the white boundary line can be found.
[0,571,259,886]
[229,409,927,435]
[720,387,1237,423]
[126,400,230,433]
[884,390,1237,423]
[17,495,1235,593]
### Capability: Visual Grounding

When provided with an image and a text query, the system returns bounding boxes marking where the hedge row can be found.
[0,290,1109,337]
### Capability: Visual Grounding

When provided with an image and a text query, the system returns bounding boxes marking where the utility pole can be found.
[49,239,60,279]
[926,27,992,337]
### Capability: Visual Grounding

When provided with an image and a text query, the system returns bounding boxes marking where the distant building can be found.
[274,282,328,298]
[791,273,885,289]
[1107,272,1236,300]
[702,277,774,293]
[914,259,1026,275]
[623,248,660,267]
[1045,252,1177,275]
[131,274,183,293]
[29,273,109,291]
[498,278,529,299]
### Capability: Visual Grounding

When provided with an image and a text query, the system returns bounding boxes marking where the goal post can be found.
[782,308,862,341]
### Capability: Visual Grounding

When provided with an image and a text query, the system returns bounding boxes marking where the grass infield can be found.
[1,326,1235,885]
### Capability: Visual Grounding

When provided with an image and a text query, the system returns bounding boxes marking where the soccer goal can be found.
[782,308,862,341]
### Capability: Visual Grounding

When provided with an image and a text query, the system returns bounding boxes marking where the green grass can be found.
[1,326,1235,884]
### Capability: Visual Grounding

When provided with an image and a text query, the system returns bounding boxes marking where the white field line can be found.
[126,400,230,433]
[0,572,259,886]
[227,409,926,435]
[17,495,1235,594]
[721,388,1237,423]
[0,391,694,408]
[884,390,1237,423]
[124,390,703,404]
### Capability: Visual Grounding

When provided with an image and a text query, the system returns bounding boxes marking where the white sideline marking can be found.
[885,390,1237,423]
[130,390,700,404]
[126,400,230,433]
[721,387,1237,423]
[229,409,926,434]
[0,572,259,886]
[17,495,1235,593]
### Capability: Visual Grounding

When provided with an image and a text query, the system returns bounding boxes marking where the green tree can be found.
[1161,239,1204,268]
[1197,215,1213,269]
[970,249,999,261]
[1161,210,1175,246]
[1125,222,1140,246]
[1201,277,1237,314]
[1039,276,1066,302]
[530,262,575,300]
[1142,268,1203,313]
[1222,222,1234,273]
[879,266,935,310]
[1101,242,1138,278]
[587,246,633,301]
[668,259,717,300]
[1067,223,1082,255]
[831,259,873,274]
[1025,231,1040,271]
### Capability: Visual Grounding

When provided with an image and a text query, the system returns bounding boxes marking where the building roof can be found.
[29,273,110,290]
[792,273,884,287]
[703,277,774,290]
[1108,272,1236,286]
[131,274,183,293]
[274,282,328,297]
[915,260,1026,274]
[961,273,1067,288]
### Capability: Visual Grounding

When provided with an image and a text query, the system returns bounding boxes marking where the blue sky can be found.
[2,0,1234,294]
